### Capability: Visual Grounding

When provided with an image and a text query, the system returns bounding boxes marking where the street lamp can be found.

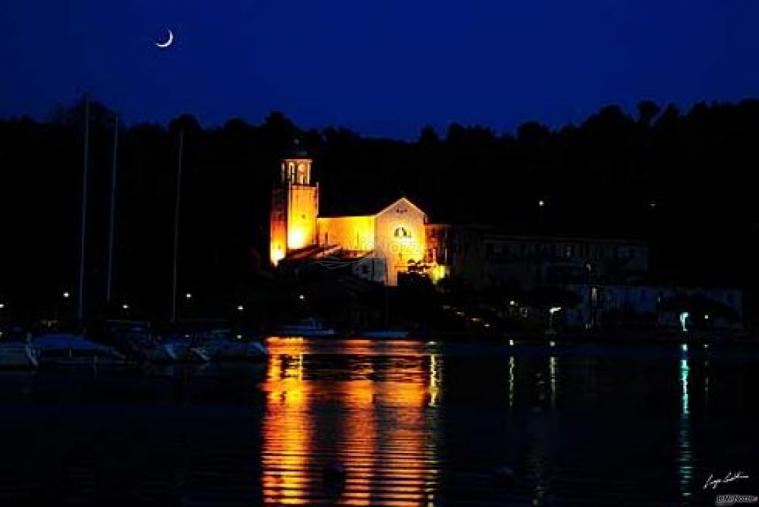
[121,303,129,311]
[185,292,193,300]
[62,291,70,299]
[236,304,244,312]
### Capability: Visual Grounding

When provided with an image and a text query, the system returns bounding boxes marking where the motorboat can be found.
[275,318,336,337]
[202,333,269,361]
[142,338,211,364]
[167,328,268,361]
[32,333,126,367]
[0,341,39,369]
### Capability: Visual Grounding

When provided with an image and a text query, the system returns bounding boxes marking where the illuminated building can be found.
[269,154,319,266]
[270,152,446,286]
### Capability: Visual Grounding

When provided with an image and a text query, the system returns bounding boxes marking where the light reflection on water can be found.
[0,339,758,506]
[679,350,693,500]
[262,338,441,506]
[256,339,759,506]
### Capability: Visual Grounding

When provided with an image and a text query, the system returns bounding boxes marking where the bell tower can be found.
[270,148,319,266]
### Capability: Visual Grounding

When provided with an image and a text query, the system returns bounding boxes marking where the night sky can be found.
[3,0,759,138]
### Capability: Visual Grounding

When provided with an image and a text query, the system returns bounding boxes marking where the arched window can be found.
[297,163,306,184]
[394,226,410,238]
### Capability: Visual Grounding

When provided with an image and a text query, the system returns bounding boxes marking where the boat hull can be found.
[0,343,38,369]
[204,340,269,361]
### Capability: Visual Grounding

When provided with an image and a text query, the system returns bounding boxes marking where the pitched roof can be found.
[376,197,427,218]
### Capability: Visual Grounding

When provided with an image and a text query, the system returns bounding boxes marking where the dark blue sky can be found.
[3,0,759,138]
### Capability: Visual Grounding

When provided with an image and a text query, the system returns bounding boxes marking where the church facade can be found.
[270,155,445,286]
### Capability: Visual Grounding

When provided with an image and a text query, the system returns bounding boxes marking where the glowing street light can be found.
[0,303,5,310]
[185,292,193,300]
[298,294,305,301]
[62,291,71,299]
[236,304,244,312]
[121,303,129,310]
[538,199,545,207]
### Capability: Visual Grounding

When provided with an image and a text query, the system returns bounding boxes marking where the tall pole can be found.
[171,130,184,323]
[106,115,119,304]
[77,96,90,322]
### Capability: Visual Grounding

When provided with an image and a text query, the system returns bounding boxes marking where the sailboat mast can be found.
[105,115,119,304]
[77,96,90,321]
[170,129,184,323]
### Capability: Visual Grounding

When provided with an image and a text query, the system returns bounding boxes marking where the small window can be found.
[394,226,410,238]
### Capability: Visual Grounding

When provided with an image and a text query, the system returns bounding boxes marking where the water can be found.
[1,338,758,506]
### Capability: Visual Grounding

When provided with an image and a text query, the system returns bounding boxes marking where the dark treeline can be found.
[1,98,758,322]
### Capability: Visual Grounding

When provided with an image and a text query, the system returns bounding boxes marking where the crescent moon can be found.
[155,29,174,49]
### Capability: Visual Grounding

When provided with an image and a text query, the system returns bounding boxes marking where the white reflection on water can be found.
[508,356,515,409]
[704,359,710,409]
[549,356,557,409]
[679,351,693,499]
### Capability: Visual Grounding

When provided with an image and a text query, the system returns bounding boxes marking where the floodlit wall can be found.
[287,184,319,250]
[375,198,427,285]
[317,216,375,251]
[270,188,288,265]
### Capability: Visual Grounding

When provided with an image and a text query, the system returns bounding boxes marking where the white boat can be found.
[143,340,211,364]
[0,341,39,369]
[141,342,181,363]
[33,333,126,367]
[276,318,336,337]
[360,330,409,339]
[203,337,269,361]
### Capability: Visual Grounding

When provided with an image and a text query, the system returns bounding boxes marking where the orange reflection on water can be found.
[262,338,312,505]
[261,337,440,506]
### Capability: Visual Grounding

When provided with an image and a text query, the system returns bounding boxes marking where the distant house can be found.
[426,225,649,290]
[562,284,743,331]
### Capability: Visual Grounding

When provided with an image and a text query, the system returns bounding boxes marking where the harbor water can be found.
[0,338,757,506]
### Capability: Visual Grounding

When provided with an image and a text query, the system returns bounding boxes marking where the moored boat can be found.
[275,318,336,337]
[0,341,39,369]
[33,333,126,368]
[202,334,269,361]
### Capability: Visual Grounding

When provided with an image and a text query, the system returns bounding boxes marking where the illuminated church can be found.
[270,153,446,285]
